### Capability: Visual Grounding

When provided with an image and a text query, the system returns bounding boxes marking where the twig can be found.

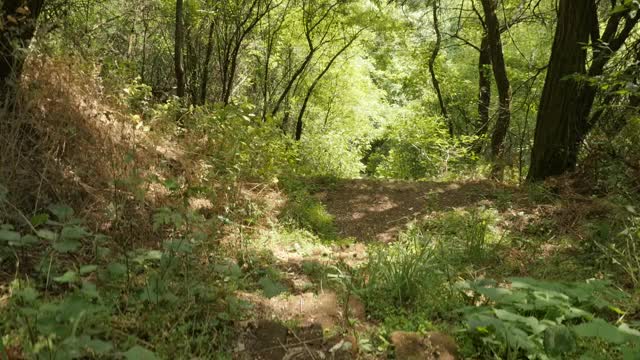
[289,329,317,360]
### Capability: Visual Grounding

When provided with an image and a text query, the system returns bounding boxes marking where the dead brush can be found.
[0,56,177,274]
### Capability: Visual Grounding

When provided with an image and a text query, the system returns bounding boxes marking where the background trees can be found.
[2,0,640,183]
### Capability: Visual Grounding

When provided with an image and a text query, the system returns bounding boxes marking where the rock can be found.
[390,331,458,360]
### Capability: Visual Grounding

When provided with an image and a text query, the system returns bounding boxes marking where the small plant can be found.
[279,181,337,240]
[594,211,640,287]
[350,232,454,323]
[458,277,640,359]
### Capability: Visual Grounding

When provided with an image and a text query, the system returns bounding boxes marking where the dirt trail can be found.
[314,179,518,242]
[234,179,521,359]
[234,178,608,359]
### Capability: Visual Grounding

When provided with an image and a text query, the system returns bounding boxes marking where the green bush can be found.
[367,114,477,180]
[352,233,459,322]
[279,185,337,240]
[458,278,640,359]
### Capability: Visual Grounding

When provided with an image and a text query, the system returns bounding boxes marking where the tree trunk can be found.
[527,0,599,181]
[0,0,46,108]
[428,0,452,137]
[480,0,512,179]
[199,21,216,105]
[294,29,363,141]
[174,0,186,99]
[476,34,491,143]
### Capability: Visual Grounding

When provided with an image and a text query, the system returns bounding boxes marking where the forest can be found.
[1,0,640,358]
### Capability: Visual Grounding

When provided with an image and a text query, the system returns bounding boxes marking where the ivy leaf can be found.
[123,346,158,360]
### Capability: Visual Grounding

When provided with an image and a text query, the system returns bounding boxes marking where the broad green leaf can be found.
[10,234,39,247]
[81,281,99,299]
[258,277,287,298]
[37,229,57,241]
[164,239,192,253]
[494,309,546,334]
[48,204,74,221]
[107,262,127,278]
[573,319,627,344]
[53,239,81,253]
[0,229,20,243]
[544,325,576,355]
[82,337,113,355]
[60,225,89,240]
[618,323,640,339]
[54,271,79,284]
[30,213,49,227]
[80,265,98,275]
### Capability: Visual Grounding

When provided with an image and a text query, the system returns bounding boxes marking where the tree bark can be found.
[0,0,46,108]
[527,0,637,181]
[480,0,512,179]
[174,0,186,99]
[199,21,216,105]
[527,0,595,181]
[476,33,491,144]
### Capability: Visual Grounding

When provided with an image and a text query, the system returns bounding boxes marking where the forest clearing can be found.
[1,0,640,359]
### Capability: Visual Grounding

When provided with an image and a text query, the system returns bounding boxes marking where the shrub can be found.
[458,278,640,359]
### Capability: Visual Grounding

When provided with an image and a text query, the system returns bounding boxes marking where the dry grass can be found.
[0,57,191,253]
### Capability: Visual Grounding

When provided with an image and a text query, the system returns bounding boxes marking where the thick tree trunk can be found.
[174,0,186,99]
[428,0,452,137]
[0,0,45,107]
[527,0,596,181]
[480,0,512,179]
[476,33,491,144]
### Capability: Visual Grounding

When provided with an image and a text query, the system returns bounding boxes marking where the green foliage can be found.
[594,211,640,287]
[458,278,640,359]
[186,104,296,182]
[0,182,245,358]
[368,113,477,180]
[352,233,461,323]
[279,178,337,239]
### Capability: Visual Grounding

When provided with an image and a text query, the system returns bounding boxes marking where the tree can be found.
[528,0,639,181]
[428,0,452,137]
[480,0,512,179]
[174,0,186,99]
[0,0,46,107]
[294,28,364,140]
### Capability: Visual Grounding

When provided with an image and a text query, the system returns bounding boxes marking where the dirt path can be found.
[314,179,520,242]
[234,178,609,359]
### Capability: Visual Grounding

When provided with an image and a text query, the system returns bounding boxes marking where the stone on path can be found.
[390,331,458,360]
